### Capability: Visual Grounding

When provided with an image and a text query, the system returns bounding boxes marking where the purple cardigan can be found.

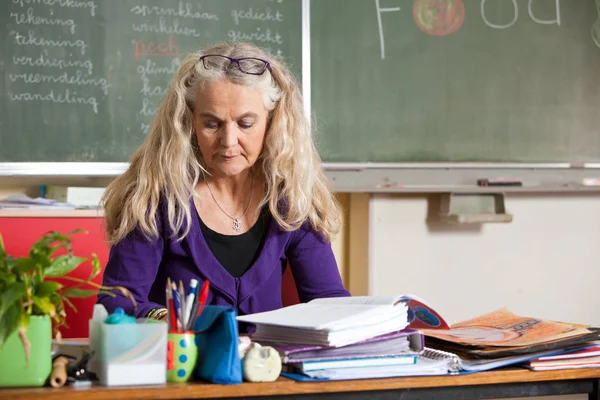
[97,198,350,322]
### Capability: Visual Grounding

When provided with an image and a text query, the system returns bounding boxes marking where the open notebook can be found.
[421,346,589,373]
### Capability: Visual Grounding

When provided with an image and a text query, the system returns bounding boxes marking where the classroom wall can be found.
[364,193,600,326]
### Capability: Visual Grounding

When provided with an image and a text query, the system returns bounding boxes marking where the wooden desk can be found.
[3,368,600,400]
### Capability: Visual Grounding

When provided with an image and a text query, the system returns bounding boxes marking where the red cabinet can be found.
[0,215,107,338]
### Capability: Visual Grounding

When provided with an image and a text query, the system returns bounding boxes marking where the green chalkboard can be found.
[0,0,302,162]
[312,0,600,163]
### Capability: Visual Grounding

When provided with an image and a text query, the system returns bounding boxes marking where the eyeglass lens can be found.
[202,55,267,75]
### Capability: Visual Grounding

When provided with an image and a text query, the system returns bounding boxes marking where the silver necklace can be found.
[206,175,254,232]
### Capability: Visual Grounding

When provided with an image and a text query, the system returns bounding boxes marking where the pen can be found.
[171,282,181,332]
[183,279,198,331]
[167,283,177,332]
[187,281,201,331]
[189,280,210,330]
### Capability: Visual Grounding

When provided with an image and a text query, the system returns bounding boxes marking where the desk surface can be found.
[3,368,600,400]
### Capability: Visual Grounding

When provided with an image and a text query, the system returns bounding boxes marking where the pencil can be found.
[178,280,186,330]
[166,277,171,309]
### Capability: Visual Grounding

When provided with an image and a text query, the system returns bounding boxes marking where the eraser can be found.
[582,178,600,186]
[477,178,522,187]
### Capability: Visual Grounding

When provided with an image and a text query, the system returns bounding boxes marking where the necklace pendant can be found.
[233,219,242,232]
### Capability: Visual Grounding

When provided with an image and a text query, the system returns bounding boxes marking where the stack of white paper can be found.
[237,300,408,347]
[0,195,75,210]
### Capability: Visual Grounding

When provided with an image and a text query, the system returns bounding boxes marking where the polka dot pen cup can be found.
[167,332,198,382]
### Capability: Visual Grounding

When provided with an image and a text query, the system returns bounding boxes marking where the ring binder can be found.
[421,347,462,372]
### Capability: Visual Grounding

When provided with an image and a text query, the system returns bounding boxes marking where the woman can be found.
[97,41,350,327]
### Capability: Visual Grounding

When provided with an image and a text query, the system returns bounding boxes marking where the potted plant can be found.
[0,229,135,387]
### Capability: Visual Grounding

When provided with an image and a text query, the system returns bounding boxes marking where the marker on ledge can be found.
[477,178,522,187]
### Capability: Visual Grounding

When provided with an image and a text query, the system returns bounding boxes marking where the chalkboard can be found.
[0,0,302,162]
[312,0,600,163]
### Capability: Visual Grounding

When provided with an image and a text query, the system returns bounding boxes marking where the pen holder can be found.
[167,332,198,382]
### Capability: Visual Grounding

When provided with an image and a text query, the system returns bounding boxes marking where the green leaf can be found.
[62,288,98,298]
[0,273,16,286]
[88,254,101,280]
[0,282,25,314]
[28,230,85,262]
[13,257,38,274]
[0,255,16,272]
[32,296,56,317]
[0,303,21,348]
[35,281,62,297]
[45,255,87,277]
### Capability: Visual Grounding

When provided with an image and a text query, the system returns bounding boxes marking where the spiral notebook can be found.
[421,346,576,373]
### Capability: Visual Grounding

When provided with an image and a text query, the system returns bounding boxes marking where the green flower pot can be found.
[0,315,52,387]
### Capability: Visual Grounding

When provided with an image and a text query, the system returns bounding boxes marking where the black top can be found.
[197,207,270,278]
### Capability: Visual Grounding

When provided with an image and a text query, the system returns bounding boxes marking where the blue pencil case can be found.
[192,305,242,384]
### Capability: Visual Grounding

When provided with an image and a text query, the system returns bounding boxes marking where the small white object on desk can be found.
[242,343,282,382]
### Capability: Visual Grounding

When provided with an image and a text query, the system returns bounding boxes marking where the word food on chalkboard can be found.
[375,0,564,59]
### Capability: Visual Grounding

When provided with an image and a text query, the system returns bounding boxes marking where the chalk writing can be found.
[140,78,168,97]
[12,52,94,75]
[376,0,562,59]
[9,70,110,95]
[374,0,401,60]
[10,7,77,34]
[231,7,284,26]
[227,27,283,44]
[134,36,180,60]
[481,0,561,29]
[139,98,159,117]
[11,0,97,17]
[132,17,202,37]
[136,58,181,81]
[130,2,218,20]
[9,88,99,113]
[14,30,87,55]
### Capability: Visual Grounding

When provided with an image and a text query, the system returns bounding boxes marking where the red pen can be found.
[197,280,210,316]
[168,294,177,332]
[188,280,210,330]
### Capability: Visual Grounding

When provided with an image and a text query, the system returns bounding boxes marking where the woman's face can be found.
[193,79,268,179]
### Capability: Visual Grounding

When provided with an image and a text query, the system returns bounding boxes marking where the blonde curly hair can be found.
[103,41,340,244]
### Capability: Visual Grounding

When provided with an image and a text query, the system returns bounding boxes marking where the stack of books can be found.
[525,343,600,371]
[418,307,600,373]
[237,295,449,380]
[239,296,600,380]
